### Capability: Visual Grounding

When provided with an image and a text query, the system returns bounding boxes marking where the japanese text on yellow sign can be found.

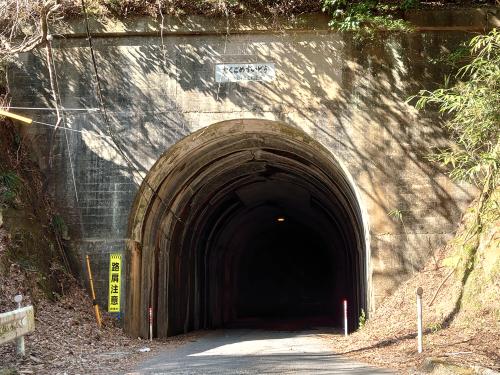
[108,254,121,312]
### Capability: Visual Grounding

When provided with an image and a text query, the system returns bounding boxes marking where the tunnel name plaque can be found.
[215,63,276,83]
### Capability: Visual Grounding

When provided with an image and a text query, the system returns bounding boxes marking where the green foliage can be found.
[322,0,348,11]
[0,170,21,206]
[428,42,471,69]
[322,0,412,34]
[388,208,403,222]
[442,254,460,269]
[399,0,419,11]
[358,308,366,328]
[52,215,65,232]
[427,321,442,333]
[103,0,127,14]
[411,33,499,320]
[52,215,68,236]
[411,29,500,188]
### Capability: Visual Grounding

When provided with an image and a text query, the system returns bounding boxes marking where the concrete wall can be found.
[8,11,487,313]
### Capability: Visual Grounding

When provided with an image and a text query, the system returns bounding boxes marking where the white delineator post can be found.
[416,287,423,353]
[13,295,25,356]
[343,299,348,336]
[149,307,153,341]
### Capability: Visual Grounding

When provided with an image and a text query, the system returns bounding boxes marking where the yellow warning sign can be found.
[108,253,121,312]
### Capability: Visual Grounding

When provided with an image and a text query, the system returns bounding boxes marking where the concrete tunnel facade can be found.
[125,119,370,338]
[7,11,484,339]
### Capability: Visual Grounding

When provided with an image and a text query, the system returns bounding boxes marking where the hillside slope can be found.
[0,119,164,374]
[327,188,500,373]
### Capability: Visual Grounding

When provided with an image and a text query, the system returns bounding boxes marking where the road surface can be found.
[128,329,393,374]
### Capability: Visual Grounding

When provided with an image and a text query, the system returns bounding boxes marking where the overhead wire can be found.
[32,119,112,138]
[2,106,99,111]
[47,36,80,203]
[215,6,231,102]
[80,0,184,229]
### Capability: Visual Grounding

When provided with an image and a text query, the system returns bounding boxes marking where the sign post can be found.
[149,307,153,341]
[13,295,24,355]
[416,287,423,353]
[86,255,102,328]
[343,299,348,336]
[0,305,35,356]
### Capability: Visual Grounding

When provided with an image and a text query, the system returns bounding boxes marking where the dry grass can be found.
[323,201,500,373]
[0,275,202,374]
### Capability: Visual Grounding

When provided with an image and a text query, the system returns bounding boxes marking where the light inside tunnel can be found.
[125,119,369,338]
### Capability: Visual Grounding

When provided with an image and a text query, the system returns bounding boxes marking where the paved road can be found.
[129,329,393,374]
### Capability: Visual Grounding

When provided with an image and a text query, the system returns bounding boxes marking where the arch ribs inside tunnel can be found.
[125,119,369,338]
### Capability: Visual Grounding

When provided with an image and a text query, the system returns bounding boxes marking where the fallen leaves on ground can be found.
[0,277,204,375]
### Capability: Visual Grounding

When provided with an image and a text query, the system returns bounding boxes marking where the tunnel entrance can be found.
[125,119,370,338]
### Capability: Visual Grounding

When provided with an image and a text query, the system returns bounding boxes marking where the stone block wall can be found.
[8,11,487,313]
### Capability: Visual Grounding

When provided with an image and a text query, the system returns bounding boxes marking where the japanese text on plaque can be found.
[108,254,121,312]
[215,63,276,83]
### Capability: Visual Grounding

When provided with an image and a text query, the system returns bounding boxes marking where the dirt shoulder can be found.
[0,280,205,375]
[321,216,500,374]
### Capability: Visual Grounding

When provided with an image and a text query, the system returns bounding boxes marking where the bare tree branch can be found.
[0,1,61,57]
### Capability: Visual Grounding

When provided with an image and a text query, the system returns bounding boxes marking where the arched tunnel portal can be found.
[125,119,370,338]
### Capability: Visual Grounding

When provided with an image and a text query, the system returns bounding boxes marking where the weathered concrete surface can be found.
[52,9,499,35]
[130,329,394,374]
[8,12,483,318]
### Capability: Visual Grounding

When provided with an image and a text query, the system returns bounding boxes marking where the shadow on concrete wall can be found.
[89,30,473,290]
[8,27,474,304]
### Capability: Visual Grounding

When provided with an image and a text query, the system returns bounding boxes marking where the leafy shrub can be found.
[358,308,367,328]
[322,0,412,34]
[0,170,21,206]
[411,29,500,189]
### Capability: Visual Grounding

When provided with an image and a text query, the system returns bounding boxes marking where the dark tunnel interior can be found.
[237,221,335,319]
[174,164,363,335]
[126,121,368,338]
[203,180,353,330]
